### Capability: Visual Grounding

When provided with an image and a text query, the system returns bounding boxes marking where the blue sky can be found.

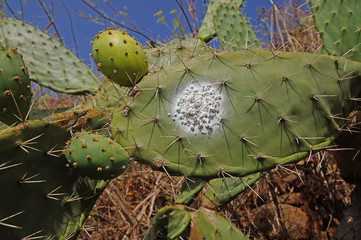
[3,0,272,64]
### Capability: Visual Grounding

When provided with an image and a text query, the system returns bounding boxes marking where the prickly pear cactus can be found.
[198,0,244,42]
[65,131,129,180]
[310,0,361,61]
[0,108,109,239]
[91,29,148,87]
[145,42,216,74]
[175,178,206,205]
[0,18,100,94]
[143,206,191,240]
[112,50,361,178]
[0,47,31,125]
[191,207,249,239]
[202,173,261,209]
[197,0,261,50]
[212,2,262,50]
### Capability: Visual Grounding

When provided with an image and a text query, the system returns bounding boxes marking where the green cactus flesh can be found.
[93,78,129,108]
[0,47,31,126]
[198,0,244,42]
[175,178,206,205]
[0,18,100,94]
[191,207,249,239]
[145,42,218,74]
[65,131,129,180]
[143,206,191,240]
[202,173,262,208]
[213,3,262,50]
[0,109,109,239]
[111,50,361,178]
[92,29,148,87]
[310,0,361,62]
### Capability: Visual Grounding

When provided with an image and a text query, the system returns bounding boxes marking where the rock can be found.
[253,203,308,239]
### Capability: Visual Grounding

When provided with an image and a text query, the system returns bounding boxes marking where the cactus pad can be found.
[202,173,261,209]
[191,207,249,239]
[0,18,100,94]
[111,50,361,178]
[175,178,206,205]
[0,47,31,125]
[198,0,244,42]
[310,0,361,61]
[212,3,262,50]
[92,29,148,87]
[0,109,109,239]
[65,131,129,180]
[143,206,191,240]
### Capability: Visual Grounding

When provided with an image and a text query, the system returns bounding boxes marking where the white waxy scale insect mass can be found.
[170,83,224,136]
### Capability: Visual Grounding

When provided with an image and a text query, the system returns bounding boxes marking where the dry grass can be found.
[256,0,322,53]
[78,162,183,240]
[77,153,353,239]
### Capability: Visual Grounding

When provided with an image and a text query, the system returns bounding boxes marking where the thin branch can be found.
[60,0,79,57]
[174,0,194,36]
[80,0,154,43]
[37,0,64,44]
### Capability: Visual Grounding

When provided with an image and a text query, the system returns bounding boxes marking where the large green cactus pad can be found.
[0,18,100,94]
[310,0,361,62]
[112,50,361,178]
[0,108,109,239]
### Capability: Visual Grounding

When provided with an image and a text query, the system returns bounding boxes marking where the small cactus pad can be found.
[65,131,129,180]
[112,50,361,178]
[191,207,249,239]
[198,0,244,42]
[92,29,148,87]
[143,206,191,240]
[202,173,261,209]
[0,18,100,94]
[197,0,221,42]
[0,47,31,125]
[212,3,262,50]
[310,0,361,61]
[175,178,206,205]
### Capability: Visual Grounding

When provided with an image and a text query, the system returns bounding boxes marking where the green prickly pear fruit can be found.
[0,47,31,125]
[91,29,148,87]
[65,131,129,180]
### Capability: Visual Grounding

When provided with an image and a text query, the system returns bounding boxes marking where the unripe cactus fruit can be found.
[65,131,129,180]
[0,47,31,125]
[91,29,148,87]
